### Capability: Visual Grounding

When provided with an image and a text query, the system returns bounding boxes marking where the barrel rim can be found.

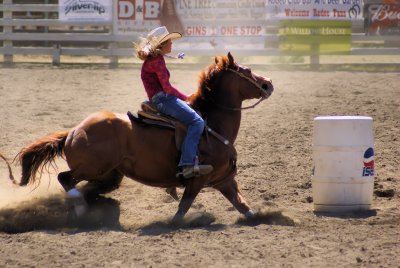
[311,176,374,183]
[314,115,372,121]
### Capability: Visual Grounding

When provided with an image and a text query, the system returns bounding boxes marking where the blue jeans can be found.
[151,92,204,167]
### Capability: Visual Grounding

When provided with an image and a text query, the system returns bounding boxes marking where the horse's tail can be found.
[0,152,16,184]
[16,131,68,186]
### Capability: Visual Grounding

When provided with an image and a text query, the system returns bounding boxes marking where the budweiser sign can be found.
[366,4,400,35]
[369,4,400,21]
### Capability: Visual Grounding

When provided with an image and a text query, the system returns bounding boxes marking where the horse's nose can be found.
[262,83,269,91]
[262,82,273,92]
[261,82,273,97]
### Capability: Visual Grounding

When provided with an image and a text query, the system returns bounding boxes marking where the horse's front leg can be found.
[215,177,255,218]
[172,179,204,222]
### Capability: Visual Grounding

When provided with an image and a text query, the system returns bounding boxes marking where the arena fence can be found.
[0,1,399,67]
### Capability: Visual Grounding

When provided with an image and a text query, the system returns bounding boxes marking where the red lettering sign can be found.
[366,4,400,35]
[118,0,135,20]
[143,0,161,20]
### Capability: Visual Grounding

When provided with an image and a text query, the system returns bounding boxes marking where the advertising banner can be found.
[113,1,367,53]
[265,1,364,20]
[279,20,352,54]
[173,0,267,50]
[115,0,163,34]
[264,2,360,55]
[364,0,400,35]
[114,0,267,51]
[59,0,112,21]
[115,0,266,35]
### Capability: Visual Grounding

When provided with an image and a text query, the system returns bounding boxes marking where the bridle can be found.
[202,65,272,147]
[205,66,272,111]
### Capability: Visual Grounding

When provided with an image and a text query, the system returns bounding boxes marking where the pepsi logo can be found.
[362,147,374,176]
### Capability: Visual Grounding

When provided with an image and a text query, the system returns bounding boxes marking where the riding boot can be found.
[178,164,213,179]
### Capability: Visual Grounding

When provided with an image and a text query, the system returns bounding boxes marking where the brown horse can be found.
[15,52,274,221]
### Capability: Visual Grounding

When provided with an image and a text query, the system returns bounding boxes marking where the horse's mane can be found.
[188,55,231,112]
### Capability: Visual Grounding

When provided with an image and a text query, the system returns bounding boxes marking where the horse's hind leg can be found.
[80,169,123,197]
[58,171,80,192]
[58,171,87,216]
[215,178,254,218]
[166,187,180,201]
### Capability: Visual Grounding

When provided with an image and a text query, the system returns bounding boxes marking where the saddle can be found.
[127,101,187,150]
[127,101,231,150]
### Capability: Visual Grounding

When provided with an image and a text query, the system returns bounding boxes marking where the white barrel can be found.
[312,116,374,212]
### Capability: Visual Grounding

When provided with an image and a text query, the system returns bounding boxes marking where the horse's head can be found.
[190,52,274,113]
[224,52,274,100]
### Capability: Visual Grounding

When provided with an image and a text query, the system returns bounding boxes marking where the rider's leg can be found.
[152,93,213,178]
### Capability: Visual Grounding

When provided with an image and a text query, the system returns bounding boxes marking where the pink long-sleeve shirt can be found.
[141,54,188,101]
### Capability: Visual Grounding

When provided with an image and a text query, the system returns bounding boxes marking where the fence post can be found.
[310,54,320,67]
[52,44,61,66]
[109,42,119,68]
[109,0,119,68]
[3,0,14,66]
[310,43,320,70]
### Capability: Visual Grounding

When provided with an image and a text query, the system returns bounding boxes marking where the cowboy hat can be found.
[146,26,182,48]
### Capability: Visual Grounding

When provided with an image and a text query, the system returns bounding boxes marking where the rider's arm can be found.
[152,55,188,101]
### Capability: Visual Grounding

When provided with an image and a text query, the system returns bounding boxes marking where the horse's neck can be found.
[209,112,242,144]
[205,92,242,144]
[200,77,244,144]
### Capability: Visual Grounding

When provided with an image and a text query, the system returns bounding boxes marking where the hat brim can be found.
[159,32,182,44]
[132,32,182,50]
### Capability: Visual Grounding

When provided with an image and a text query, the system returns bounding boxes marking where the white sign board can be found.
[114,0,163,35]
[114,0,267,50]
[59,0,112,21]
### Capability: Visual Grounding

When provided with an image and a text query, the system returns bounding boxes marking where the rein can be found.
[205,94,266,111]
[205,68,268,111]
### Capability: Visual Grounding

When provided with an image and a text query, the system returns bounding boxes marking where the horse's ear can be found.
[215,57,219,65]
[227,52,235,67]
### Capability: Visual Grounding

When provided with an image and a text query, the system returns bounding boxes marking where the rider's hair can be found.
[134,38,169,61]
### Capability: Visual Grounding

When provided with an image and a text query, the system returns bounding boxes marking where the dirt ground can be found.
[0,59,399,267]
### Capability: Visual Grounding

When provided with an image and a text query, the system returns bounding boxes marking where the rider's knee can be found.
[192,117,205,133]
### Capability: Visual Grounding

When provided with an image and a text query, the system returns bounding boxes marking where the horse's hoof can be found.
[67,188,88,217]
[171,212,185,225]
[245,209,255,219]
[166,187,179,201]
[67,188,83,198]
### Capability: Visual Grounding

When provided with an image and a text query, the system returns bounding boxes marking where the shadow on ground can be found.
[0,194,121,233]
[314,209,378,219]
[137,208,300,236]
[0,194,300,235]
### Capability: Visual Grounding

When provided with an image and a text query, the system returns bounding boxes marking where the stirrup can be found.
[193,165,200,177]
[177,164,213,179]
